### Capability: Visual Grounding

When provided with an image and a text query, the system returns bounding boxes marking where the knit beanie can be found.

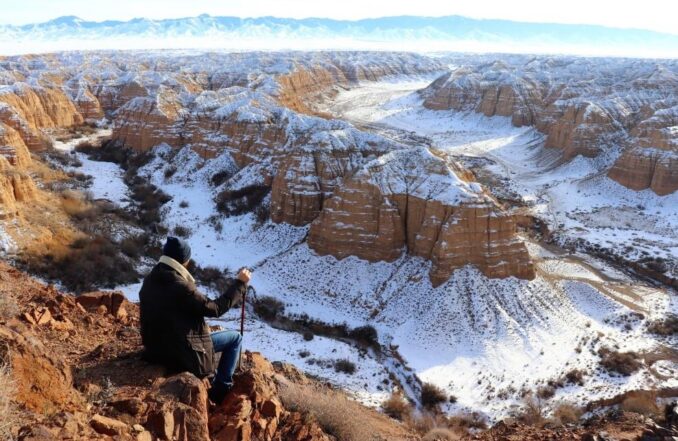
[163,236,191,263]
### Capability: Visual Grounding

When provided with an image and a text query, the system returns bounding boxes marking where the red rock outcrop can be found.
[0,83,84,149]
[308,148,535,285]
[607,148,678,195]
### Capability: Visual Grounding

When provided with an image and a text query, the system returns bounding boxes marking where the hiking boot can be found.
[208,381,232,405]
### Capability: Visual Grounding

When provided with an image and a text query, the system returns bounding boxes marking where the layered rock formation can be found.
[308,148,535,285]
[421,57,678,194]
[0,83,83,149]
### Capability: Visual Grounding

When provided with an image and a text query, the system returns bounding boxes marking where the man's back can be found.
[139,262,213,375]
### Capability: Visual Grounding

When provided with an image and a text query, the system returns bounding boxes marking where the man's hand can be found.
[237,268,252,284]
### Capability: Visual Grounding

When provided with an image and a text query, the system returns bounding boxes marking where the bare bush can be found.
[516,394,546,426]
[279,382,375,441]
[647,314,678,336]
[598,348,642,376]
[553,403,582,425]
[215,185,270,216]
[334,359,356,375]
[173,225,192,238]
[381,392,412,421]
[421,383,447,410]
[564,369,586,386]
[254,296,285,321]
[348,325,379,347]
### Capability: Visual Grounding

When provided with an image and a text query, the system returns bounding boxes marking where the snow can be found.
[51,128,130,207]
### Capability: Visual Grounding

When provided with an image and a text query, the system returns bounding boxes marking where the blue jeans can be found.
[210,330,242,388]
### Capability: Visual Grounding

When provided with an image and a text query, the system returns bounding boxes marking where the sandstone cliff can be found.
[0,83,84,150]
[421,58,678,194]
[308,148,535,285]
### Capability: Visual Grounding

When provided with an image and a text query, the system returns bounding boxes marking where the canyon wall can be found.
[307,149,535,285]
[422,59,678,194]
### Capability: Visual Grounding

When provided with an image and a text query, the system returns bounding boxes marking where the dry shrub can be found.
[447,413,487,432]
[421,383,447,410]
[647,314,678,336]
[254,296,285,321]
[20,235,139,293]
[279,382,375,441]
[334,359,356,375]
[215,185,270,216]
[553,403,583,425]
[173,225,192,238]
[621,391,660,417]
[516,394,546,426]
[422,428,462,441]
[0,361,16,440]
[598,348,642,376]
[537,385,556,400]
[382,392,412,420]
[564,369,585,386]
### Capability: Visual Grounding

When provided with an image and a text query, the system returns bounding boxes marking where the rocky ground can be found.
[1,260,677,440]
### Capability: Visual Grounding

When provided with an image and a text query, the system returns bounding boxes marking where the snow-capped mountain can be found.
[1,14,678,57]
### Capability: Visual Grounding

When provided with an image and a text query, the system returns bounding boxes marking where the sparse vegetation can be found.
[254,296,286,321]
[422,428,462,441]
[564,368,586,386]
[172,225,192,238]
[189,264,233,293]
[647,314,678,336]
[210,170,232,187]
[215,184,270,216]
[20,235,139,293]
[0,361,16,440]
[621,391,660,417]
[515,393,546,426]
[598,347,642,376]
[333,359,356,375]
[348,325,379,347]
[553,403,583,425]
[279,382,376,441]
[421,382,447,410]
[381,392,412,420]
[0,294,19,320]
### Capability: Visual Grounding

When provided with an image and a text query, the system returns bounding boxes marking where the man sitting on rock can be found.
[139,236,252,404]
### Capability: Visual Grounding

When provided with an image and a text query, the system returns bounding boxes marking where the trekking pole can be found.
[236,285,247,371]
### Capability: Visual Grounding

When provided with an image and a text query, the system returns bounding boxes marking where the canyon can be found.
[0,50,676,439]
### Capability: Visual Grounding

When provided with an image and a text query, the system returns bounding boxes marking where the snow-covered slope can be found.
[1,14,678,57]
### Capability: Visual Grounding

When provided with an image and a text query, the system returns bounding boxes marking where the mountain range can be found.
[1,14,677,57]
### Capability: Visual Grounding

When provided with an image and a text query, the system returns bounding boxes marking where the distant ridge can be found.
[1,14,677,57]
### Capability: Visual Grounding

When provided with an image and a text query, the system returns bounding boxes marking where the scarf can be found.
[159,255,195,284]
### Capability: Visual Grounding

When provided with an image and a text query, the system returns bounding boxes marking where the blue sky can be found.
[1,0,676,35]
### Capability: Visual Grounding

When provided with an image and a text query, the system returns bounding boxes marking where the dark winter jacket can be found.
[139,257,246,378]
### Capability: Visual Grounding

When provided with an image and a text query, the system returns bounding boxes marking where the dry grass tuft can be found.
[422,428,463,441]
[553,403,583,425]
[598,347,642,376]
[621,391,660,417]
[0,295,19,321]
[381,392,412,421]
[279,381,381,441]
[0,361,17,440]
